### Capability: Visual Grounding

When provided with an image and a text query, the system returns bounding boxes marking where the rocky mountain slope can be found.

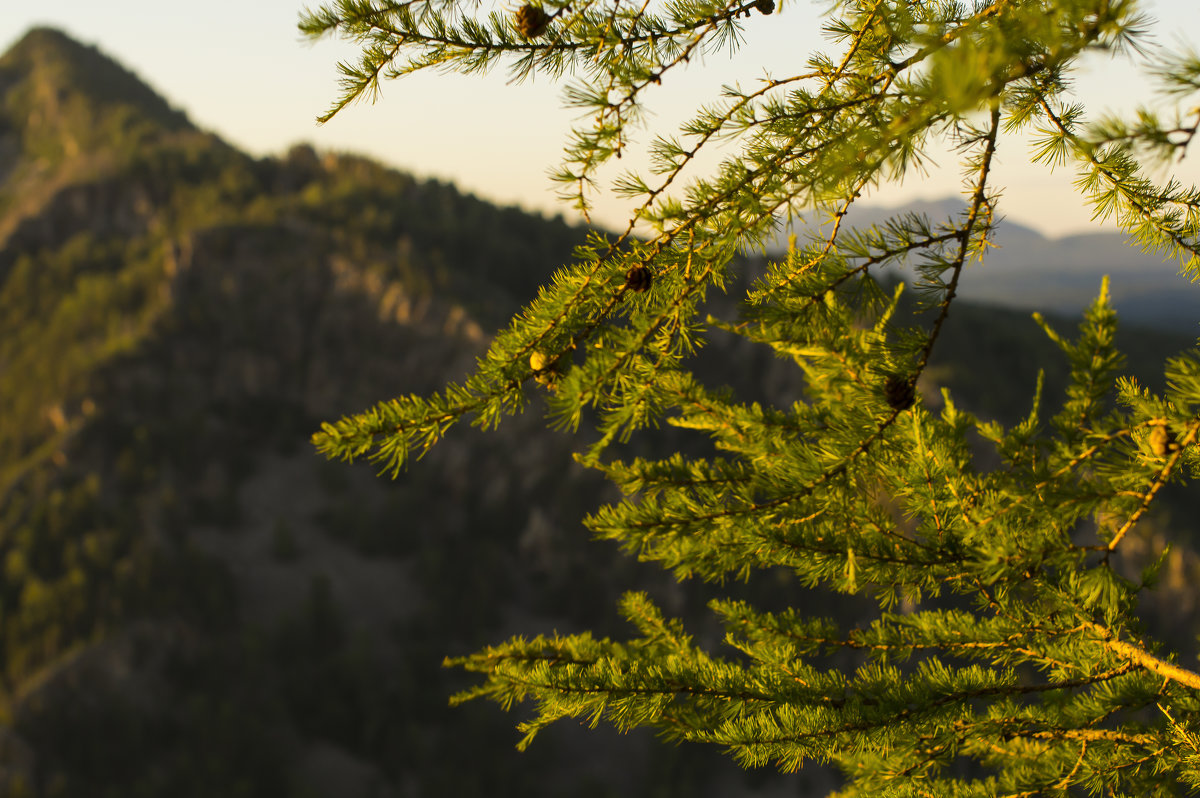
[1,27,1197,798]
[0,28,817,798]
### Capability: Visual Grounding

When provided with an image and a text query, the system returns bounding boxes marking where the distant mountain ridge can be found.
[771,197,1200,332]
[0,27,200,254]
[0,28,192,176]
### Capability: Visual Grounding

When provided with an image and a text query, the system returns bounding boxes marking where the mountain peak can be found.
[0,27,193,169]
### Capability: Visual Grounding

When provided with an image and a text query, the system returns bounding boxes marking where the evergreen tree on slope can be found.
[305,0,1200,792]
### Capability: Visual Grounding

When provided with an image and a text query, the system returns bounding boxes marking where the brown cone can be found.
[884,374,916,411]
[515,5,550,38]
[624,264,653,293]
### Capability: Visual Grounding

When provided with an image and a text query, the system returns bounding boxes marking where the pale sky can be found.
[3,0,1199,237]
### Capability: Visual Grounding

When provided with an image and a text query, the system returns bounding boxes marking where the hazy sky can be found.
[3,0,1199,236]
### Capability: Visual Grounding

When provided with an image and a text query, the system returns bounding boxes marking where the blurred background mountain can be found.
[769,198,1200,332]
[1,27,1198,798]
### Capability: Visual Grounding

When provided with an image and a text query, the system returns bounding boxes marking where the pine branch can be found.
[307,0,1200,790]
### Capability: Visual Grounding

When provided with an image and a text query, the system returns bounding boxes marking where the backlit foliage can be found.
[307,0,1200,792]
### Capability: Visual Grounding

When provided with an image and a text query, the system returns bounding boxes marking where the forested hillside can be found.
[1,28,1197,797]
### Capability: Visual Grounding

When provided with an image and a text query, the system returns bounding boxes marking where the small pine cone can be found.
[530,350,559,389]
[1148,423,1177,458]
[754,0,775,14]
[515,4,550,38]
[884,374,916,411]
[624,264,653,293]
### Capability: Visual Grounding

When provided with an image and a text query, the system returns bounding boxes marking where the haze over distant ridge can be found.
[771,197,1200,332]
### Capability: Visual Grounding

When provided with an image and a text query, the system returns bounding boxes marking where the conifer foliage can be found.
[305,0,1200,792]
